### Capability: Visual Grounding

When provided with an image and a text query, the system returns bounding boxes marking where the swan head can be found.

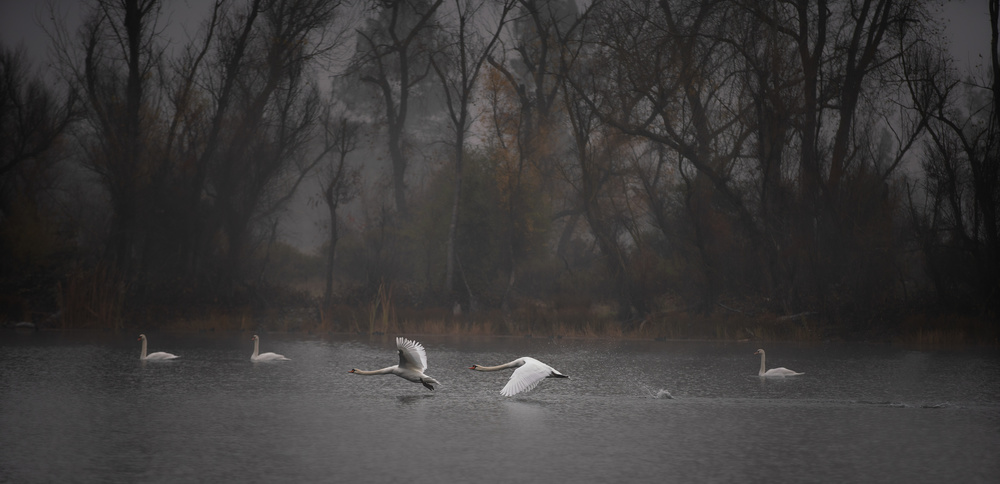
[138,334,146,341]
[469,365,479,370]
[349,368,358,373]
[251,334,259,341]
[754,349,764,355]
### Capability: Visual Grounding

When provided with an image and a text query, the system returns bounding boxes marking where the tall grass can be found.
[51,270,995,345]
[367,280,394,335]
[58,264,128,329]
[894,313,999,347]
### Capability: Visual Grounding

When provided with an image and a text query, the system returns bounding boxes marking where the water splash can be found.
[921,402,952,409]
[643,386,673,399]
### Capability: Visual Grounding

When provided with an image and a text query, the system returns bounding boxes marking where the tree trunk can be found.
[445,138,463,296]
[325,200,339,305]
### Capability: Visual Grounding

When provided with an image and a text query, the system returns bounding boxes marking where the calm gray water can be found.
[1,331,997,483]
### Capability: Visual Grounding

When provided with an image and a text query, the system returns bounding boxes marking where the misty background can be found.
[0,0,997,341]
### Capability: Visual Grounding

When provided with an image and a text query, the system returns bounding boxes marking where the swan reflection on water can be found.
[501,399,549,422]
[501,397,551,407]
[396,394,435,405]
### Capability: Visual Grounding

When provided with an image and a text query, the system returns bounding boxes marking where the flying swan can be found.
[469,357,569,396]
[349,337,440,391]
[138,334,179,361]
[251,334,290,362]
[755,348,803,377]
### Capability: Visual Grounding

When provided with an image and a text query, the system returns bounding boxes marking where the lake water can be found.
[1,331,997,483]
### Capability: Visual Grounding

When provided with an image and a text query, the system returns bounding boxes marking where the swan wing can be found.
[500,357,553,396]
[396,337,428,372]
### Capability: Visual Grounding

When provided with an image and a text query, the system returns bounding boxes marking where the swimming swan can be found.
[349,337,440,391]
[469,357,569,396]
[251,334,290,362]
[755,349,803,377]
[138,334,179,361]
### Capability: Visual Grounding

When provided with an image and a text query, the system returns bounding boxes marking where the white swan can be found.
[469,357,569,396]
[349,337,440,391]
[138,334,179,361]
[755,348,803,377]
[251,334,290,362]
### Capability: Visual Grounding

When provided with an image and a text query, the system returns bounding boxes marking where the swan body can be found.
[755,349,803,377]
[349,337,440,391]
[251,334,290,362]
[469,357,569,396]
[138,334,179,361]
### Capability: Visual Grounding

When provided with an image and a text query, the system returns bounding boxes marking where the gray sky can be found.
[939,0,995,72]
[0,0,212,65]
[1,0,994,72]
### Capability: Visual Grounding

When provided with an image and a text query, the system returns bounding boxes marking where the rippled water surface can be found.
[1,331,998,483]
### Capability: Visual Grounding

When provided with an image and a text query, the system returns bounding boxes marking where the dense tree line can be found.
[0,0,996,338]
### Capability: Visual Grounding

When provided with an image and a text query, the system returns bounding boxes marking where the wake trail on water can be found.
[642,386,673,399]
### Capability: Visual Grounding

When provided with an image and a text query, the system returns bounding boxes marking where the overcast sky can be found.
[0,0,218,66]
[0,0,994,71]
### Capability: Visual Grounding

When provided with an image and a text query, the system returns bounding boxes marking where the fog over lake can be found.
[1,332,997,483]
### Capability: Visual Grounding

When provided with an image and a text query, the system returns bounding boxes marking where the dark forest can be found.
[1,0,997,343]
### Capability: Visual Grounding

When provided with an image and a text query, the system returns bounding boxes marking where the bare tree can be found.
[430,0,515,298]
[316,107,361,304]
[556,0,661,319]
[0,43,79,280]
[198,0,345,294]
[53,0,165,272]
[353,0,445,215]
[0,44,78,215]
[485,0,580,311]
[906,0,999,313]
[576,0,757,312]
[727,0,929,310]
[571,0,935,319]
[48,0,347,301]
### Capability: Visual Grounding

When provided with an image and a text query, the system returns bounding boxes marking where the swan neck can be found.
[140,338,147,359]
[759,352,766,376]
[474,360,520,371]
[473,365,505,371]
[354,367,395,375]
[252,338,259,358]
